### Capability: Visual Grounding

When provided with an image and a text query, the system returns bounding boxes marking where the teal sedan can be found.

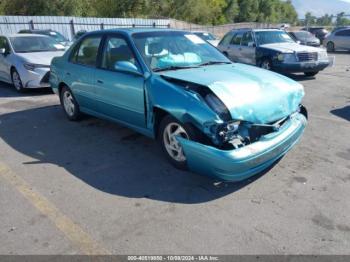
[50,29,308,181]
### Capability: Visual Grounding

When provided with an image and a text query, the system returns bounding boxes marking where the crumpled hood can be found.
[160,63,305,124]
[16,51,65,65]
[260,42,322,53]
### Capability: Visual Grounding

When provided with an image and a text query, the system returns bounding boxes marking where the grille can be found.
[41,71,50,84]
[297,52,318,62]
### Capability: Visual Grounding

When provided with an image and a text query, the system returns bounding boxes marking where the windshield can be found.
[43,31,68,42]
[193,32,216,41]
[132,31,230,71]
[255,31,295,45]
[10,36,65,53]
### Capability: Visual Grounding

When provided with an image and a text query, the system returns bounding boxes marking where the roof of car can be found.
[5,33,50,38]
[84,28,189,36]
[231,28,282,33]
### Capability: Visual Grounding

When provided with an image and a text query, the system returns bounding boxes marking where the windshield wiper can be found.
[153,65,199,72]
[198,61,232,67]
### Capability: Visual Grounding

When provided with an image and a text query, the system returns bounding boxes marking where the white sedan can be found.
[0,34,65,92]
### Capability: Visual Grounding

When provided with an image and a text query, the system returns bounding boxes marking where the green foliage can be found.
[0,0,299,25]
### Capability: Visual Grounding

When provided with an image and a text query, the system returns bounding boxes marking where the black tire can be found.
[158,115,199,170]
[11,68,24,92]
[259,59,272,70]
[327,42,335,52]
[60,86,81,121]
[304,71,319,77]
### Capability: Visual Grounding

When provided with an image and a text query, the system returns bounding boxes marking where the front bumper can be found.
[178,113,307,181]
[273,60,329,73]
[18,67,51,88]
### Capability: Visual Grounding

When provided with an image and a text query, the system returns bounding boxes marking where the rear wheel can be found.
[304,71,319,77]
[11,68,24,92]
[158,115,199,170]
[60,86,81,121]
[327,42,335,52]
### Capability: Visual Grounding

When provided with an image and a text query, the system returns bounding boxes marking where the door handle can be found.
[66,72,71,76]
[97,79,104,84]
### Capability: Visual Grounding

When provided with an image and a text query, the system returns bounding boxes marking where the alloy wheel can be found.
[163,122,189,162]
[62,90,75,117]
[12,71,22,91]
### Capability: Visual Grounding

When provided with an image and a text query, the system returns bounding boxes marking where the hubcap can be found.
[12,72,22,90]
[62,91,75,117]
[163,123,189,162]
[261,61,271,70]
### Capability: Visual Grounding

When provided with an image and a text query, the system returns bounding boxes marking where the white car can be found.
[0,34,65,92]
[193,31,220,47]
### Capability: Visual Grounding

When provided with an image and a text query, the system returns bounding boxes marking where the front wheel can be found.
[158,115,199,170]
[304,71,319,77]
[260,59,272,70]
[60,86,81,121]
[11,69,24,92]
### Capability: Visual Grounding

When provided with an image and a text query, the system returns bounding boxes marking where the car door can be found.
[0,37,12,82]
[217,32,234,55]
[94,34,145,128]
[227,32,243,62]
[67,34,103,111]
[239,31,256,65]
[335,29,350,49]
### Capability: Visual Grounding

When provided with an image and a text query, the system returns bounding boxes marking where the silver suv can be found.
[324,27,350,52]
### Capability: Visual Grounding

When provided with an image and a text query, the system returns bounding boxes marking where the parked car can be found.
[324,27,350,52]
[301,27,329,44]
[218,29,329,77]
[50,29,307,181]
[0,34,65,92]
[192,31,220,46]
[288,31,320,47]
[18,29,71,47]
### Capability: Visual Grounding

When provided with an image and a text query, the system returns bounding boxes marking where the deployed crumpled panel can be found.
[160,63,304,124]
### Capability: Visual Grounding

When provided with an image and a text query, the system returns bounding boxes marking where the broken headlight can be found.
[204,93,231,121]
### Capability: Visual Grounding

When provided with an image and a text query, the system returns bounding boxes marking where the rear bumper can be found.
[273,60,329,73]
[178,113,307,181]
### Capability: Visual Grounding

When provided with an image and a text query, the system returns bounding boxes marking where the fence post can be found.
[167,23,170,28]
[70,19,75,36]
[132,24,135,28]
[29,20,34,30]
[152,22,156,28]
[100,23,104,30]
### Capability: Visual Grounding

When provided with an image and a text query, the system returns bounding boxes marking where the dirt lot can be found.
[0,53,349,255]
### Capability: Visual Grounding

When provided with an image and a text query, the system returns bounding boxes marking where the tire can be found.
[327,42,335,52]
[260,59,272,70]
[158,115,199,170]
[11,68,24,92]
[60,86,81,121]
[304,71,319,77]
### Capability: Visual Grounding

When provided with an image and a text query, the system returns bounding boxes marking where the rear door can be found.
[239,31,256,65]
[66,34,103,111]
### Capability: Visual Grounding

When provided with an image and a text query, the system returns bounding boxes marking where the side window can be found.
[220,33,233,45]
[231,32,243,45]
[241,32,253,46]
[335,30,350,36]
[101,36,138,71]
[0,37,10,52]
[71,36,102,66]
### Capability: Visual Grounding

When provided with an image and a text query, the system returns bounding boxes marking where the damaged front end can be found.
[159,71,307,181]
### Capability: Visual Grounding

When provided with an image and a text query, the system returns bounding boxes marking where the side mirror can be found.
[0,48,6,55]
[296,40,301,44]
[248,42,256,47]
[114,61,142,76]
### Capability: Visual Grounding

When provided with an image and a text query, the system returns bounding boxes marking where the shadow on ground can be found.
[0,105,277,204]
[331,105,350,122]
[0,82,53,98]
